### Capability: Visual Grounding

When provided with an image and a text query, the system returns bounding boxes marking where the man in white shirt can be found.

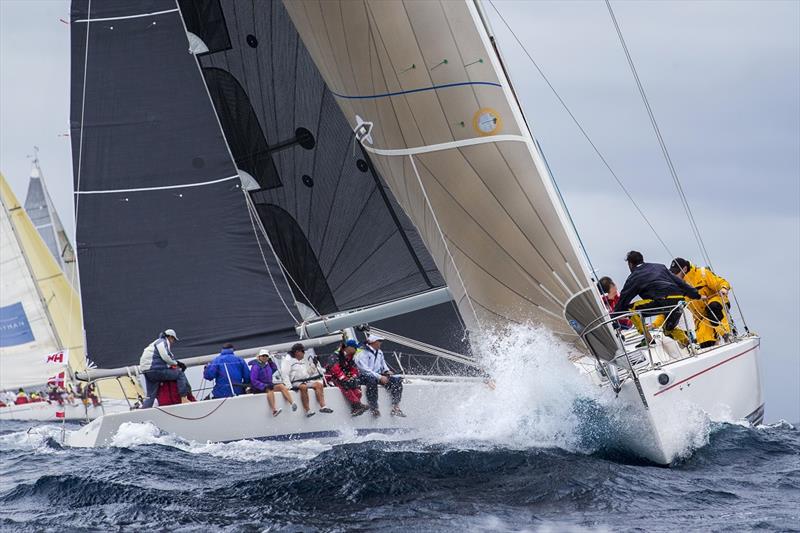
[287,343,333,417]
[355,334,405,417]
[138,329,190,408]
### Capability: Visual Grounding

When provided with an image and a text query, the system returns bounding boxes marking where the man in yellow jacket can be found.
[669,257,732,348]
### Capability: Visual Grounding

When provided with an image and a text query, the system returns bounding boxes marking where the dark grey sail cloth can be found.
[179,0,452,318]
[70,0,299,368]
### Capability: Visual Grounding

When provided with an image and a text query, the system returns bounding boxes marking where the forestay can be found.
[284,0,619,359]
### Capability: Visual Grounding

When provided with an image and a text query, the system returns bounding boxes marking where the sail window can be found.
[254,203,337,315]
[202,67,282,191]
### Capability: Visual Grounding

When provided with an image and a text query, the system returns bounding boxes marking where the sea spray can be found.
[426,323,612,453]
[424,322,714,462]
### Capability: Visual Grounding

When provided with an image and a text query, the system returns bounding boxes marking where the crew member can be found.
[139,329,190,407]
[612,251,700,346]
[203,343,250,398]
[355,334,405,417]
[670,257,732,348]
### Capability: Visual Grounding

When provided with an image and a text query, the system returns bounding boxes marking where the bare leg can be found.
[266,390,276,411]
[275,384,294,405]
[312,382,326,408]
[298,384,310,412]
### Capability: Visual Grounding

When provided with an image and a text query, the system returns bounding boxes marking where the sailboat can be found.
[64,0,762,465]
[0,174,132,421]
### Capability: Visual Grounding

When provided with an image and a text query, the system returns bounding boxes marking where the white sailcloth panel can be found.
[0,196,62,390]
[284,0,618,358]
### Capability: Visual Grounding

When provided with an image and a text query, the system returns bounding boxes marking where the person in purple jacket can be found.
[249,349,296,417]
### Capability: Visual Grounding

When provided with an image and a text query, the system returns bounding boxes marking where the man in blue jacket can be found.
[612,250,701,346]
[203,343,250,398]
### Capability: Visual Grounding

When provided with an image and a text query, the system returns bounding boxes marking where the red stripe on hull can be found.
[653,344,759,397]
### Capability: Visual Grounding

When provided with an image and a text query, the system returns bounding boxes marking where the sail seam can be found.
[74,8,178,23]
[362,134,527,157]
[74,175,239,195]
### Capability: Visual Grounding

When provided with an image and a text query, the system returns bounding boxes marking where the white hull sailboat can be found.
[0,173,133,422]
[62,0,763,465]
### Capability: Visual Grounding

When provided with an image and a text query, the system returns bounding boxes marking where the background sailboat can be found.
[0,173,132,420]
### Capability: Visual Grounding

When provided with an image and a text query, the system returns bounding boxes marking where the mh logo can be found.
[45,351,66,364]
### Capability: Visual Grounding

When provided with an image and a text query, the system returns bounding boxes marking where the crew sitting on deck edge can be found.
[329,339,369,417]
[670,257,733,348]
[139,329,190,407]
[288,343,333,418]
[203,343,250,398]
[249,348,297,416]
[612,251,700,347]
[355,334,405,418]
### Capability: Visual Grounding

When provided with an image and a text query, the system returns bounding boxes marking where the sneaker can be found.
[272,408,282,417]
[391,407,406,418]
[306,411,316,418]
[319,407,333,414]
[291,403,298,412]
[370,408,381,418]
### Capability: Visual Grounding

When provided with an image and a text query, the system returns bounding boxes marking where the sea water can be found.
[1,325,797,531]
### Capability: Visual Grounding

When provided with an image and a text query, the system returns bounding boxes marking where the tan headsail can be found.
[284,0,618,358]
[0,174,139,397]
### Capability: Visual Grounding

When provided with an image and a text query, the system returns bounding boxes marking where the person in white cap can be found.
[355,334,405,417]
[139,329,190,408]
[249,349,297,416]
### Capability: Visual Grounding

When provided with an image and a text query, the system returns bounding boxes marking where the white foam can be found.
[422,322,716,462]
[0,424,67,453]
[426,323,610,453]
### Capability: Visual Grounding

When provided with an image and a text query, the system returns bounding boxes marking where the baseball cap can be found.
[366,333,385,343]
[164,328,179,340]
[344,339,359,349]
[257,349,271,357]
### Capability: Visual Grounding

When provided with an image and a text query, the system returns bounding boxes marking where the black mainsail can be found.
[70,0,299,366]
[70,0,466,368]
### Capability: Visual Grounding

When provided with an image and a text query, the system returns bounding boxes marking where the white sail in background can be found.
[23,149,78,291]
[0,173,68,389]
[284,0,618,358]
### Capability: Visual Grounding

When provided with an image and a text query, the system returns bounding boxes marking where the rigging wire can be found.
[603,0,713,269]
[486,0,674,259]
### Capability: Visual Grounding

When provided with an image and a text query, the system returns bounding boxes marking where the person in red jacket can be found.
[598,276,633,329]
[329,340,368,417]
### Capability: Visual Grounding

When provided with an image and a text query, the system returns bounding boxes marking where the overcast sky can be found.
[1,0,798,422]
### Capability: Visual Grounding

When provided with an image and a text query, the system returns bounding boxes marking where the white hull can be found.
[0,399,130,422]
[66,378,479,447]
[66,338,762,465]
[610,336,762,464]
